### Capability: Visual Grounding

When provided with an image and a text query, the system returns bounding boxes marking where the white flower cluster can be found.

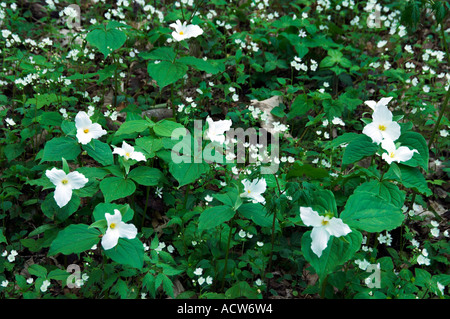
[1,249,18,263]
[192,267,213,286]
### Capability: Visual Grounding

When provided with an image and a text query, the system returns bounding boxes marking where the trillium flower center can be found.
[378,124,386,131]
[179,31,184,35]
[247,190,251,193]
[389,152,395,158]
[110,223,116,229]
[83,128,89,133]
[125,152,131,157]
[321,219,329,226]
[61,179,69,185]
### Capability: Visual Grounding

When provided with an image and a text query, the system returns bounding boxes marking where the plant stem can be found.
[427,87,450,149]
[221,217,234,292]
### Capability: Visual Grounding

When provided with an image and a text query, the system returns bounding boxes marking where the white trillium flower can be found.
[205,116,232,144]
[113,141,146,162]
[75,111,107,145]
[300,207,351,258]
[45,168,88,208]
[380,138,418,164]
[362,105,401,144]
[101,209,138,250]
[169,20,203,42]
[240,178,267,204]
[364,96,393,111]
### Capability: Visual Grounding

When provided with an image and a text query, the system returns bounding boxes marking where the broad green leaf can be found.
[93,202,134,222]
[41,137,81,162]
[115,120,154,136]
[354,180,405,208]
[385,164,432,196]
[153,119,185,137]
[128,166,163,186]
[340,191,405,232]
[100,177,136,202]
[48,224,101,256]
[85,22,127,58]
[286,163,329,180]
[139,47,176,61]
[147,60,188,89]
[104,237,144,269]
[41,192,81,222]
[238,203,277,229]
[396,131,429,171]
[198,205,236,231]
[82,139,114,166]
[178,56,224,74]
[301,230,362,280]
[169,162,209,187]
[342,134,378,167]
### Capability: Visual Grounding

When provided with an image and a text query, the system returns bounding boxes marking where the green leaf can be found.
[41,137,81,162]
[198,205,236,231]
[48,224,101,256]
[147,60,188,89]
[41,192,81,222]
[238,203,277,229]
[169,162,209,187]
[287,95,310,120]
[93,202,134,222]
[128,166,163,186]
[27,264,48,278]
[396,131,429,171]
[115,120,154,136]
[342,134,378,167]
[153,119,185,137]
[354,180,405,209]
[286,163,329,180]
[385,164,432,196]
[178,56,224,75]
[100,177,136,202]
[340,191,405,233]
[103,237,144,269]
[85,22,127,58]
[82,139,114,166]
[139,47,176,61]
[301,230,362,280]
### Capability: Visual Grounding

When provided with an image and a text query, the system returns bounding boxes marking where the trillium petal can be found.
[381,152,395,164]
[381,121,401,142]
[300,207,324,227]
[54,184,72,208]
[67,171,88,189]
[118,222,138,240]
[76,130,93,144]
[75,111,92,130]
[372,105,393,123]
[101,229,120,250]
[45,168,67,186]
[381,138,396,153]
[326,217,352,238]
[130,151,146,162]
[105,209,123,226]
[362,122,384,144]
[121,141,134,154]
[378,97,393,107]
[394,146,417,162]
[364,100,377,111]
[310,226,330,258]
[186,24,204,37]
[88,123,107,139]
[113,147,126,157]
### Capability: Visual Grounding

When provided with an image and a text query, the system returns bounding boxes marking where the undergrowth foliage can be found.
[0,0,449,300]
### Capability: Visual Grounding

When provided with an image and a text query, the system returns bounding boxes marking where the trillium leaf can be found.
[354,180,405,209]
[103,237,144,269]
[340,191,405,232]
[153,119,185,137]
[198,205,236,231]
[384,164,432,196]
[100,177,136,202]
[82,139,114,166]
[177,56,224,75]
[48,224,101,256]
[169,162,209,187]
[41,137,81,162]
[301,230,362,280]
[342,134,378,167]
[85,22,127,58]
[41,192,81,222]
[396,131,429,171]
[147,60,188,90]
[115,120,154,137]
[238,203,278,229]
[128,166,163,186]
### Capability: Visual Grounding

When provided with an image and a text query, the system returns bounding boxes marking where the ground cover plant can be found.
[0,0,449,300]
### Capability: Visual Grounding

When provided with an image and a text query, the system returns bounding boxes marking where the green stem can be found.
[427,87,450,149]
[320,276,328,299]
[221,217,234,292]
